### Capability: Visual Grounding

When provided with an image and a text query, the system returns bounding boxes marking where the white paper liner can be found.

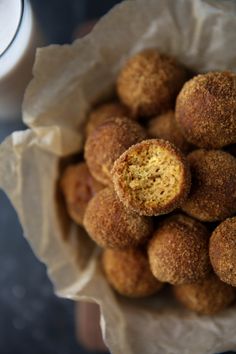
[1,0,236,353]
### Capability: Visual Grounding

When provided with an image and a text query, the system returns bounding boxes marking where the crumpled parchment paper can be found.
[1,0,236,353]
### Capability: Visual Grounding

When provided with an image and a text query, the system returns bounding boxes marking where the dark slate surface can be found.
[0,1,235,353]
[0,123,95,354]
[30,0,123,44]
[0,1,122,353]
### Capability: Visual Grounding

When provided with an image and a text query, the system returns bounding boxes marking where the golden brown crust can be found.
[182,149,236,222]
[85,101,130,137]
[112,139,191,216]
[176,71,236,148]
[84,117,146,185]
[173,273,236,315]
[210,217,236,286]
[83,188,153,249]
[147,110,192,153]
[117,49,187,117]
[60,162,104,225]
[102,248,163,298]
[148,214,211,285]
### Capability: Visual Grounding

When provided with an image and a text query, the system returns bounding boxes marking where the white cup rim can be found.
[0,0,24,57]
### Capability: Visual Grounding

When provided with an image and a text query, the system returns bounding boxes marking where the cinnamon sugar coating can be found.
[148,214,211,285]
[83,188,153,249]
[182,149,236,222]
[210,217,236,286]
[102,248,163,297]
[85,101,129,137]
[84,117,146,185]
[173,274,236,315]
[117,49,187,117]
[112,139,191,216]
[147,110,192,153]
[176,72,236,148]
[60,162,104,225]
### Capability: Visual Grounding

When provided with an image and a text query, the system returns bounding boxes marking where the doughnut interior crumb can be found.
[126,146,181,204]
[112,139,190,215]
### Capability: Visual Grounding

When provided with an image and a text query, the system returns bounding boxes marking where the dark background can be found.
[0,1,235,354]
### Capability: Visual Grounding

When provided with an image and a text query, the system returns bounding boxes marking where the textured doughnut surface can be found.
[83,188,153,249]
[85,117,146,185]
[112,139,191,216]
[117,49,187,117]
[102,248,163,297]
[148,214,211,285]
[182,149,236,222]
[176,71,236,148]
[210,217,236,286]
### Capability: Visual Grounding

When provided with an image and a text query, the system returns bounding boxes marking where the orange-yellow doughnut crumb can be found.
[112,139,191,216]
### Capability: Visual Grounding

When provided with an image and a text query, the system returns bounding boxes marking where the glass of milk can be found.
[0,0,44,121]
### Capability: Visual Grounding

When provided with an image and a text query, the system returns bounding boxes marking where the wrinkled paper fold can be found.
[1,0,236,353]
